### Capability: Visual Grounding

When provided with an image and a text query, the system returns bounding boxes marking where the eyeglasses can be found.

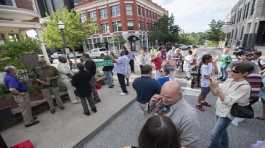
[231,69,239,73]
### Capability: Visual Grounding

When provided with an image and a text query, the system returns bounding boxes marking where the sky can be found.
[153,0,239,33]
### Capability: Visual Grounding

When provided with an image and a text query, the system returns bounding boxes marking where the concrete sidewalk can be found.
[2,81,136,148]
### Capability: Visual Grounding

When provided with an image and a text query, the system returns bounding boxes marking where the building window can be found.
[0,0,14,6]
[125,4,133,16]
[234,29,238,40]
[250,0,256,15]
[112,21,122,32]
[240,26,244,40]
[139,22,145,30]
[245,3,250,18]
[112,5,120,17]
[127,21,134,30]
[100,8,108,20]
[81,13,87,23]
[137,5,141,16]
[142,8,145,16]
[90,11,97,21]
[101,23,110,33]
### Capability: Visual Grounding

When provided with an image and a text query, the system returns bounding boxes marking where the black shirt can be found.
[132,76,161,104]
[71,70,92,97]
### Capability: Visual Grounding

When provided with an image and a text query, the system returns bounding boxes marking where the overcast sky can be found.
[153,0,239,33]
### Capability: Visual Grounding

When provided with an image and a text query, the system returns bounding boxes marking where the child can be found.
[196,54,213,112]
[183,50,193,80]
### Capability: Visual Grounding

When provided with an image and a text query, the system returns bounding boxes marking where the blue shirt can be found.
[127,52,135,60]
[114,55,130,75]
[4,73,27,92]
[157,76,170,86]
[133,76,161,104]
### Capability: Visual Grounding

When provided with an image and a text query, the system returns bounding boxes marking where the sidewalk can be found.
[2,81,136,148]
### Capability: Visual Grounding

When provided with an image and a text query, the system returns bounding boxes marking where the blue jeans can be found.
[208,116,232,148]
[104,71,113,87]
[220,66,228,80]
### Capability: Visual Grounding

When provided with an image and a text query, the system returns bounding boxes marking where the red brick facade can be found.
[75,0,168,34]
[15,0,33,10]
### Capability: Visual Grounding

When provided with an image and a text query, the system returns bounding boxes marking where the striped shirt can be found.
[247,73,262,97]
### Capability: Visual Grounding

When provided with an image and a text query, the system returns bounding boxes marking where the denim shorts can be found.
[201,87,210,98]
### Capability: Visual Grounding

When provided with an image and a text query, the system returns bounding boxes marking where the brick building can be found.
[74,0,168,51]
[224,0,265,51]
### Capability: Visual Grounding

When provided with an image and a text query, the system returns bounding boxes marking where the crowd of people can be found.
[1,45,265,148]
[130,46,265,148]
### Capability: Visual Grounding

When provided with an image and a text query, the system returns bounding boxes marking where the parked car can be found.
[50,52,64,59]
[86,48,109,58]
[68,52,82,58]
[50,52,82,59]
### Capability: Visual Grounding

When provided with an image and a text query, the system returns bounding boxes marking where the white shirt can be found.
[183,55,193,71]
[57,62,73,80]
[200,63,213,87]
[215,79,251,118]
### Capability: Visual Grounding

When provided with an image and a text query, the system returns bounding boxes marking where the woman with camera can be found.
[208,62,254,148]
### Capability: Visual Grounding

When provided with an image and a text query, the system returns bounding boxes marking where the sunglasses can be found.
[231,69,239,73]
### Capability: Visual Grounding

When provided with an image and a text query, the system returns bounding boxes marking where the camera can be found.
[148,99,171,115]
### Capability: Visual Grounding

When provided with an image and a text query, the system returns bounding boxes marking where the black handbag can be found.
[231,103,254,119]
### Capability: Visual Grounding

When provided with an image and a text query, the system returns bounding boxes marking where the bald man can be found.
[149,81,200,148]
[4,66,39,127]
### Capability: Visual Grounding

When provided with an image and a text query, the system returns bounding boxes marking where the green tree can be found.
[111,35,126,48]
[42,8,98,50]
[179,32,207,45]
[150,15,181,45]
[206,19,225,46]
[0,37,40,70]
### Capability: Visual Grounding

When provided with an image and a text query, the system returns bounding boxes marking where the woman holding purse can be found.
[208,62,254,148]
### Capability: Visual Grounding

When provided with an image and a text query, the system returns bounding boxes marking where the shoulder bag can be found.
[230,84,254,119]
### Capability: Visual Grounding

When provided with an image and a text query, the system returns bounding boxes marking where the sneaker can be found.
[92,108,97,113]
[231,120,239,126]
[120,92,128,96]
[59,106,65,110]
[84,112,90,116]
[201,101,211,107]
[50,109,56,114]
[25,120,40,127]
[196,104,205,112]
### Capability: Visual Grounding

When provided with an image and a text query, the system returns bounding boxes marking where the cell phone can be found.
[148,99,170,114]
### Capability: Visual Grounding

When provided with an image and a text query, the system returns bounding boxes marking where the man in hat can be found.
[35,59,65,114]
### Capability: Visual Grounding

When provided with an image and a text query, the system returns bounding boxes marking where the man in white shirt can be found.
[57,56,79,104]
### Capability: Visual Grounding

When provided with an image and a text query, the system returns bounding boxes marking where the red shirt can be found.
[152,56,162,70]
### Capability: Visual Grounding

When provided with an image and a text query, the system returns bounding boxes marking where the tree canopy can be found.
[42,8,98,50]
[206,19,225,45]
[149,15,181,45]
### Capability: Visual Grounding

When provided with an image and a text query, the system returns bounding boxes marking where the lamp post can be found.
[116,20,121,51]
[58,20,70,62]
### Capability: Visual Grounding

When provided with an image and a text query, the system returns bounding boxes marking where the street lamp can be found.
[58,20,70,63]
[115,20,121,51]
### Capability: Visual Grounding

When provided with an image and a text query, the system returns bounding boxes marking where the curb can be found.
[73,99,136,148]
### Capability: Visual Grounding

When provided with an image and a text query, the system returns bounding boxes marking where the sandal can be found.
[201,101,212,107]
[196,104,205,112]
